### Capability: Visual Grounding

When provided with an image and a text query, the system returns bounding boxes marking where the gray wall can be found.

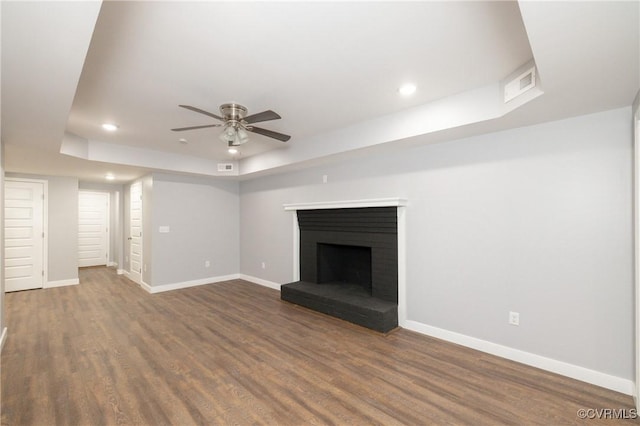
[48,176,79,281]
[151,173,239,286]
[142,175,153,284]
[123,182,131,273]
[239,107,634,381]
[6,173,79,283]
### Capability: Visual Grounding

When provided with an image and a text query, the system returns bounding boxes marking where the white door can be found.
[78,191,109,267]
[634,106,640,410]
[129,182,143,283]
[4,180,45,292]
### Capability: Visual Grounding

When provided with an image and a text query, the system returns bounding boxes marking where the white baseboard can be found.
[108,262,118,267]
[123,271,142,290]
[45,278,79,288]
[403,319,635,396]
[141,274,241,294]
[116,269,124,275]
[140,280,152,293]
[239,274,282,291]
[0,327,7,352]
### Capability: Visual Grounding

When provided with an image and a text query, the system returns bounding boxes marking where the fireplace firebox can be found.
[317,243,372,289]
[281,207,398,332]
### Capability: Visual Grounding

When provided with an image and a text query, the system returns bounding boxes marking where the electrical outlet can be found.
[261,262,266,269]
[508,311,520,326]
[205,260,210,268]
[322,175,328,184]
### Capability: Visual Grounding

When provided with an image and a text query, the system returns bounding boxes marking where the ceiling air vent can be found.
[504,66,536,103]
[217,163,234,172]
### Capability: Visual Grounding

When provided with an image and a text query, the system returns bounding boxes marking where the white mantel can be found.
[283,198,407,326]
[284,197,408,211]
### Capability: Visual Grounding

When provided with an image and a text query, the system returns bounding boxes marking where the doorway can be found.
[129,182,143,284]
[4,178,47,292]
[78,191,110,267]
[634,96,640,409]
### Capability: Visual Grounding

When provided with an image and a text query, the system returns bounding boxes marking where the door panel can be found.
[129,182,142,283]
[4,180,45,292]
[78,191,109,267]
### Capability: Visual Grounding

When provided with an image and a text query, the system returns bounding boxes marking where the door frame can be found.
[78,190,110,267]
[5,177,48,287]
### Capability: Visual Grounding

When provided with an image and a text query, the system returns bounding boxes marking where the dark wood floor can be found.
[1,267,637,425]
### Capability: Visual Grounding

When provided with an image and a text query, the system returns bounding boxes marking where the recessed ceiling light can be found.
[398,83,417,96]
[101,123,119,132]
[105,173,115,181]
[228,148,239,155]
[178,138,188,144]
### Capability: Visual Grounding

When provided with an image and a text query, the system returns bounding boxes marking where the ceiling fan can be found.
[171,103,291,146]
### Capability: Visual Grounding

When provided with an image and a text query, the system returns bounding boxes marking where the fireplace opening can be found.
[317,243,372,291]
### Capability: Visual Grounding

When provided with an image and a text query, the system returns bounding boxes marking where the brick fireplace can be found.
[281,206,399,332]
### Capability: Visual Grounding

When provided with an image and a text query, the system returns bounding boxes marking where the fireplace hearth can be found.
[281,207,398,332]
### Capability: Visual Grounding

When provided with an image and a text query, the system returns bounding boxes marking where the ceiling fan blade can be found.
[171,124,221,132]
[178,105,223,121]
[247,126,291,142]
[243,110,281,124]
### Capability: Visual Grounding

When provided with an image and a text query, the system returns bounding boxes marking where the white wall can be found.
[150,173,239,287]
[240,107,634,384]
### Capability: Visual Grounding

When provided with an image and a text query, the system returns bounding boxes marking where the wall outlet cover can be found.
[509,311,520,326]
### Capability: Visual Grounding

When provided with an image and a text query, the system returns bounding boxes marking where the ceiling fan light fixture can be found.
[219,124,250,146]
[236,127,249,145]
[219,125,233,143]
[228,147,239,155]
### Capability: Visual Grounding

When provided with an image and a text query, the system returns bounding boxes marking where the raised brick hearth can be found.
[281,207,398,332]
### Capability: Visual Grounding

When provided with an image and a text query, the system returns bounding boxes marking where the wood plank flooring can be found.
[1,267,637,425]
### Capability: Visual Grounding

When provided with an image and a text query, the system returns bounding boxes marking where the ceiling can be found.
[1,1,638,184]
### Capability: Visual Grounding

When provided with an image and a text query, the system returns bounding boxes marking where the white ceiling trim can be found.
[61,135,238,177]
[65,65,543,179]
[241,63,543,177]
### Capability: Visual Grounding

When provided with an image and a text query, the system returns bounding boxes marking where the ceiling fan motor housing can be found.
[220,103,248,121]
